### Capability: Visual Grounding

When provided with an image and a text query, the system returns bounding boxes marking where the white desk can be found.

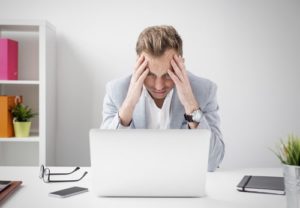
[0,167,285,208]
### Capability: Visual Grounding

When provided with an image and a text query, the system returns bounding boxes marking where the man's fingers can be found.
[134,59,148,81]
[137,68,149,85]
[174,55,188,78]
[168,69,180,85]
[134,55,145,71]
[174,55,185,70]
[171,59,184,81]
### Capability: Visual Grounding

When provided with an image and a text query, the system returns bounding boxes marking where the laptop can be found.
[89,129,211,197]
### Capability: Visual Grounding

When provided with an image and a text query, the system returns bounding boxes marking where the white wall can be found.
[0,0,299,168]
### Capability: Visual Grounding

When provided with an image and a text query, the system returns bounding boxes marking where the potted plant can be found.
[273,135,300,208]
[11,103,37,137]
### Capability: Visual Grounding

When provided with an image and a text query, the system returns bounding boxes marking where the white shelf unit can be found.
[0,20,56,166]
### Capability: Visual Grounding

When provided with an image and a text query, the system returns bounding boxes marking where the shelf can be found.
[0,136,39,142]
[0,80,39,85]
[0,19,55,32]
[0,19,56,166]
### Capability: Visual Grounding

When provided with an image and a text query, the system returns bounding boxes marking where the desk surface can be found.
[0,166,285,208]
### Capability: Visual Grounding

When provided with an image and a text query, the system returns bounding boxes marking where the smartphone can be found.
[49,186,88,198]
[0,181,12,192]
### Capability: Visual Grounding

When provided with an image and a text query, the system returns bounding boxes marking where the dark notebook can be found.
[237,175,285,195]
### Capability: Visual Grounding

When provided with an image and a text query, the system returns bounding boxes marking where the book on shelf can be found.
[0,181,22,203]
[0,96,22,137]
[237,175,285,195]
[0,38,18,80]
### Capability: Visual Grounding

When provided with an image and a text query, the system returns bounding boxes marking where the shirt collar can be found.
[142,86,174,109]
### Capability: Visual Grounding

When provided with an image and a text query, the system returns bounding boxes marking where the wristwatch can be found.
[184,108,203,123]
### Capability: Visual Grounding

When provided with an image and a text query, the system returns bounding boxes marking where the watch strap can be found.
[184,113,194,122]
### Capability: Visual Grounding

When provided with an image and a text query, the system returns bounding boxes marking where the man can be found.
[101,25,224,171]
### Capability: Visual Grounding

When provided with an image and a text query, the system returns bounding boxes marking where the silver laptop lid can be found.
[89,129,211,197]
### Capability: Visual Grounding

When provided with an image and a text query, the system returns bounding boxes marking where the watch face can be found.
[192,110,202,122]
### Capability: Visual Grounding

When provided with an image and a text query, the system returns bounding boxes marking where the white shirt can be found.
[119,86,174,129]
[143,86,173,129]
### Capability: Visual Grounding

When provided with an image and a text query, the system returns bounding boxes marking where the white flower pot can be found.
[283,164,300,208]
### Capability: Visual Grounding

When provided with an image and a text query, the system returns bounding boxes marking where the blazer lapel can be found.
[169,88,185,129]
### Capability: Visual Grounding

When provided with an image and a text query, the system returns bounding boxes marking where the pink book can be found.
[0,38,18,80]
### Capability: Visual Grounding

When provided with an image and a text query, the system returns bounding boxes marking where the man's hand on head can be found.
[168,55,200,128]
[119,55,149,126]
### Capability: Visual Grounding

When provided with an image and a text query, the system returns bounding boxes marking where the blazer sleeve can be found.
[196,83,225,172]
[100,82,135,129]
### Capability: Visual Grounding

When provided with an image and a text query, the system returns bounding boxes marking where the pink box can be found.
[0,38,18,80]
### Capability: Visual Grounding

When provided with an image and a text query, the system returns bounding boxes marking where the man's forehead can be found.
[140,50,177,76]
[142,49,177,61]
[147,61,172,76]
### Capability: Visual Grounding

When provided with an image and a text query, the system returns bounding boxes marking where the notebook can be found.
[237,175,285,195]
[89,129,211,197]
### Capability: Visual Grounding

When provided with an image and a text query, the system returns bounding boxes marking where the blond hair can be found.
[136,25,183,57]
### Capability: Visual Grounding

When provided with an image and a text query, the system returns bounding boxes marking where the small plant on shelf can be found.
[11,103,37,137]
[11,103,37,122]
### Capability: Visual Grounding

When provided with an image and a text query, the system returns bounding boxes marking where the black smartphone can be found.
[48,186,88,198]
[0,181,12,192]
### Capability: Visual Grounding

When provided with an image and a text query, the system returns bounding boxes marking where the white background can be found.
[0,0,299,168]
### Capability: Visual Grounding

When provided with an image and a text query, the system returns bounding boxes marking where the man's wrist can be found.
[119,100,135,126]
[184,103,200,115]
[118,112,132,127]
[183,96,199,114]
[118,111,132,126]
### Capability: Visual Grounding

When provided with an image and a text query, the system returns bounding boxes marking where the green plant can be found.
[272,135,300,166]
[11,103,37,122]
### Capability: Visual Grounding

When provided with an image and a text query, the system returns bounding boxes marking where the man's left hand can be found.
[168,55,199,115]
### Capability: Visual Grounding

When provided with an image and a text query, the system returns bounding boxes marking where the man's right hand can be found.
[118,55,149,126]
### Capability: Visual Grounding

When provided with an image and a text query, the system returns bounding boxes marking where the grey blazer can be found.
[101,72,225,171]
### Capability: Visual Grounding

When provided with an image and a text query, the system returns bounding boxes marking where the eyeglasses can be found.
[39,165,88,183]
